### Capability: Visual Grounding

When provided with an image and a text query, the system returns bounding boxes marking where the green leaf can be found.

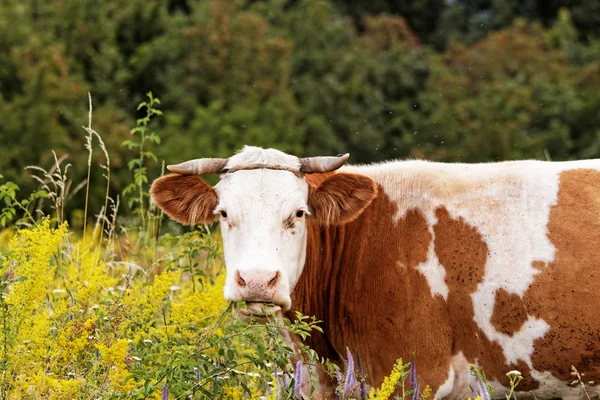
[121,140,140,149]
[127,159,142,170]
[34,190,49,199]
[145,153,158,162]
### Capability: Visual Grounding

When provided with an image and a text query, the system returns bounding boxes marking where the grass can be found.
[0,94,331,399]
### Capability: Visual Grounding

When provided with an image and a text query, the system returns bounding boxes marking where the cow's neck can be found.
[287,176,438,387]
[284,217,348,395]
[287,218,347,363]
[292,176,418,382]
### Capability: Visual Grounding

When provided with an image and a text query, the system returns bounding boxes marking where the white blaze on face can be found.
[215,151,310,311]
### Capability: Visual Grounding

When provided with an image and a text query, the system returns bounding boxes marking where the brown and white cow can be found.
[151,146,600,399]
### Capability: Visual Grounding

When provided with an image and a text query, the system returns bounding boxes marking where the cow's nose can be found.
[235,270,281,302]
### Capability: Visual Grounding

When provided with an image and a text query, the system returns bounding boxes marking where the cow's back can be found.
[323,160,600,399]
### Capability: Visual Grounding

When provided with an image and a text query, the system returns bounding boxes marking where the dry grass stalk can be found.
[82,92,112,246]
[570,365,592,400]
[26,151,85,225]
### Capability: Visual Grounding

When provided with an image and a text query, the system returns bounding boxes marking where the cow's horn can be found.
[167,158,229,175]
[299,153,350,173]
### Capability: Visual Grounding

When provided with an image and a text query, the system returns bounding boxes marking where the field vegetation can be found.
[1,0,598,398]
[0,94,327,399]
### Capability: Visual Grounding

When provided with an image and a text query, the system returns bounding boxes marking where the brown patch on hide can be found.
[150,174,218,225]
[523,169,600,383]
[490,289,529,336]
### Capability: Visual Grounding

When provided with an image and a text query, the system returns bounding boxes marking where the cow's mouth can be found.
[235,302,282,320]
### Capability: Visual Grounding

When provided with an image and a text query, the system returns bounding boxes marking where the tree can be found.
[418,13,600,162]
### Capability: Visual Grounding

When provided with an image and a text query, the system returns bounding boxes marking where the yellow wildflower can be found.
[55,317,97,364]
[223,386,244,399]
[121,269,179,342]
[421,384,432,399]
[4,219,67,320]
[14,372,84,400]
[1,219,67,388]
[369,359,404,400]
[169,272,227,337]
[97,338,135,392]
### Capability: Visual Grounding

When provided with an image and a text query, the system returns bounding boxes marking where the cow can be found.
[150,146,600,399]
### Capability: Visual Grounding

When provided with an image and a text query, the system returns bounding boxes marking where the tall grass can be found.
[0,94,338,399]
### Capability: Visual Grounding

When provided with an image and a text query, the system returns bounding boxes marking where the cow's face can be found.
[215,169,310,313]
[151,147,377,317]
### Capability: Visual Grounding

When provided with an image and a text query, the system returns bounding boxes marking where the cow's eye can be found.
[295,210,305,218]
[220,210,228,218]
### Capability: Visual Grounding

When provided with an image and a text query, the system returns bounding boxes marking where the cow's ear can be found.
[308,173,378,225]
[150,174,218,225]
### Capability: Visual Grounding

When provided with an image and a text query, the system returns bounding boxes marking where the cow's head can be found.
[150,147,377,316]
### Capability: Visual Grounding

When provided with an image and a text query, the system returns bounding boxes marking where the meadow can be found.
[0,94,452,399]
[1,0,598,397]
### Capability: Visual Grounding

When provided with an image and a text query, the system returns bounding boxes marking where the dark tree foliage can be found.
[0,0,598,218]
[330,0,599,47]
[333,0,447,43]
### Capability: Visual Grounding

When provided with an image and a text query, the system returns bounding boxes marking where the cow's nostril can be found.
[268,271,280,287]
[236,271,246,287]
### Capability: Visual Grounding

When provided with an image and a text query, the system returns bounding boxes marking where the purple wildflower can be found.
[294,360,303,399]
[357,354,366,399]
[195,367,201,382]
[282,370,288,390]
[336,369,342,385]
[161,383,168,400]
[411,379,420,400]
[409,355,417,390]
[343,348,358,396]
[477,376,491,400]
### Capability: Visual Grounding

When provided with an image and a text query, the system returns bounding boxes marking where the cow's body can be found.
[294,159,600,399]
[151,147,600,399]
